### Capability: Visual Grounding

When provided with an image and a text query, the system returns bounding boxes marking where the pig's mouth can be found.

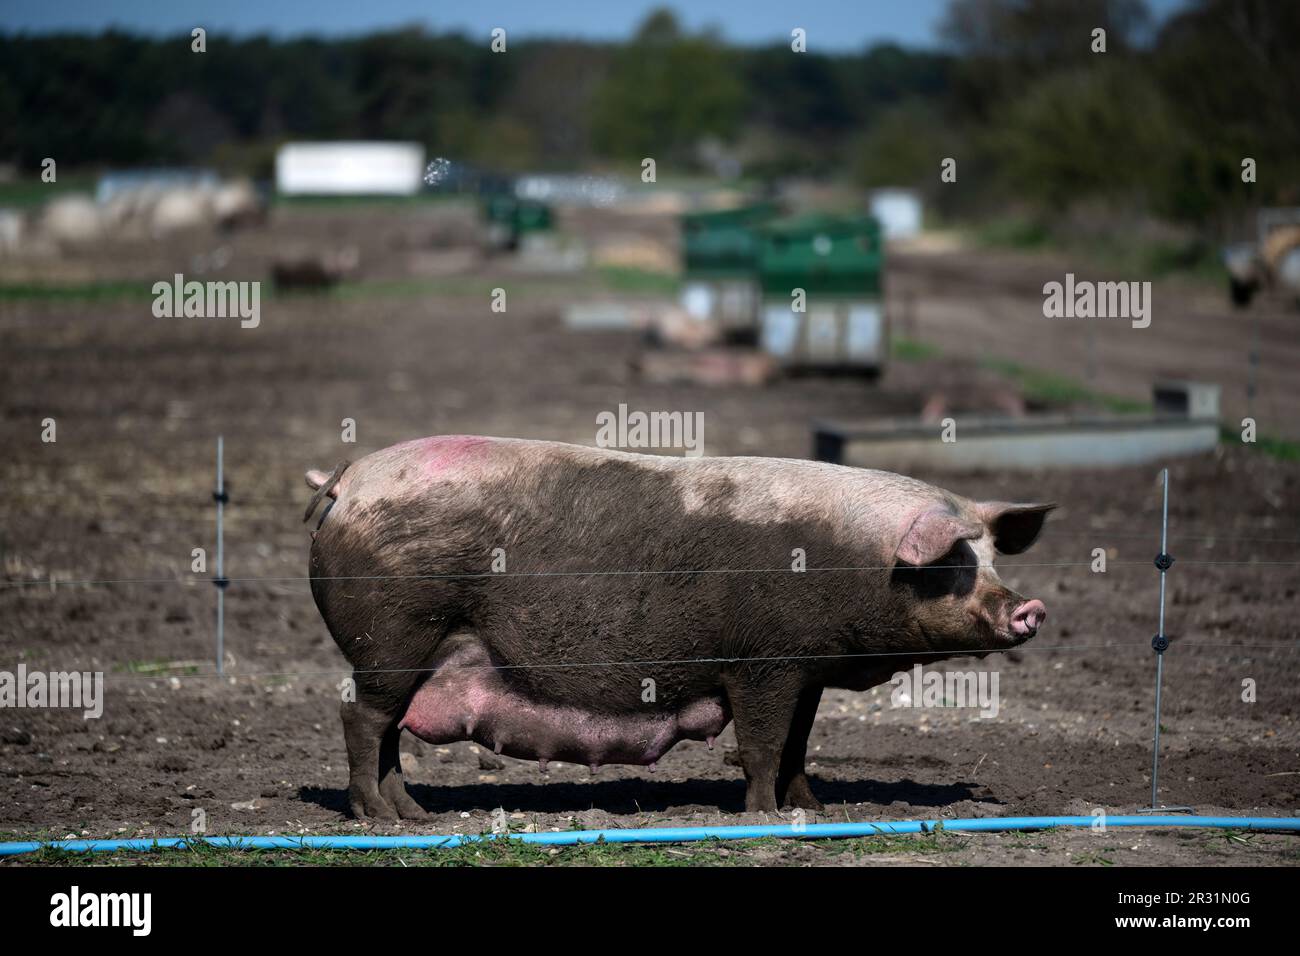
[981,599,1047,646]
[999,599,1047,645]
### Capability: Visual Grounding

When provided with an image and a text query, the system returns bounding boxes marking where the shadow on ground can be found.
[298,776,995,817]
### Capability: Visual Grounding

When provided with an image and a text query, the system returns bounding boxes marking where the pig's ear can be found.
[895,509,983,567]
[979,502,1056,554]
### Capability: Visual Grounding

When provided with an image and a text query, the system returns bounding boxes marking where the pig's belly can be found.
[398,640,730,768]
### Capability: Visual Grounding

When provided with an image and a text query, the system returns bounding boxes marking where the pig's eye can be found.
[891,539,978,601]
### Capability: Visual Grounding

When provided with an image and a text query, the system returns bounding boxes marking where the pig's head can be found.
[891,500,1055,651]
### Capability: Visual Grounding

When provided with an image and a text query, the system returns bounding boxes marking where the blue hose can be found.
[2,815,1297,856]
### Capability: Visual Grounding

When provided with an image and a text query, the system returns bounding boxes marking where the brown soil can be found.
[1,204,1297,865]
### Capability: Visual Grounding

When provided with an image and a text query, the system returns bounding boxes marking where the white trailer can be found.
[275,142,426,196]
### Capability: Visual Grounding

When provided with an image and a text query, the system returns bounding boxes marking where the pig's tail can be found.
[303,460,351,524]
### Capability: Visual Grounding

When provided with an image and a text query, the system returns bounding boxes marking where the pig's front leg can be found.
[776,685,824,811]
[723,668,808,812]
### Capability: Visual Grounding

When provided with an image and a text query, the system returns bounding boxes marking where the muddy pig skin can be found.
[305,435,1053,818]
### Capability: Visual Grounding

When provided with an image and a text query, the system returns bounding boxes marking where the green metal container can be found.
[757,213,887,372]
[679,202,780,341]
[482,193,518,249]
[481,194,553,250]
[514,200,553,235]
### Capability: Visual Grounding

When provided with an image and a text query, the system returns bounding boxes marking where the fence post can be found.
[1085,322,1096,384]
[1142,467,1192,813]
[214,436,229,676]
[1247,310,1260,422]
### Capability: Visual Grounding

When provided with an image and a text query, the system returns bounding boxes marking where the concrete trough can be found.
[814,382,1221,471]
[563,301,642,330]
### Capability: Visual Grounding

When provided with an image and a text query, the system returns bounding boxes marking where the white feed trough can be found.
[814,382,1221,470]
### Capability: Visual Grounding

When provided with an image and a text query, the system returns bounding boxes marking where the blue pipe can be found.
[2,815,1297,857]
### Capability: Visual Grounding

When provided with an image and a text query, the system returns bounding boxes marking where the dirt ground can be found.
[1,202,1297,866]
[890,246,1300,441]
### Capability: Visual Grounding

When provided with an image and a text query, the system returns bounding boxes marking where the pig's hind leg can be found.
[378,722,429,820]
[341,674,428,821]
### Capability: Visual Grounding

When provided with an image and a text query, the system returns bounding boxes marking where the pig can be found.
[305,436,1052,819]
[272,246,360,291]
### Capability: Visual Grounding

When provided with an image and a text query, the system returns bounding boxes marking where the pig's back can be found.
[325,435,947,567]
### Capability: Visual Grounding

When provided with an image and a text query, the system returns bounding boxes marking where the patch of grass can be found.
[894,336,1152,414]
[272,192,471,209]
[1069,234,1223,282]
[0,280,156,303]
[891,337,941,362]
[596,266,679,295]
[9,830,966,867]
[1255,434,1300,460]
[0,176,98,207]
[1006,838,1050,851]
[1217,829,1259,849]
[1071,851,1115,866]
[326,276,506,300]
[817,830,964,859]
[113,659,202,676]
[969,214,1225,282]
[971,354,1300,463]
[15,837,741,868]
[327,266,678,302]
[980,357,1151,414]
[1134,238,1224,282]
[0,262,676,306]
[972,217,1052,251]
[1219,425,1300,461]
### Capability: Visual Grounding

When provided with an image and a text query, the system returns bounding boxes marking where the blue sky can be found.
[1,0,1191,51]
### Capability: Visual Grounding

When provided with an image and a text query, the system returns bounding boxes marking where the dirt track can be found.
[1,204,1297,865]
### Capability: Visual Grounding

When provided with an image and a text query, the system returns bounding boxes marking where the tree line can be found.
[1,0,1295,232]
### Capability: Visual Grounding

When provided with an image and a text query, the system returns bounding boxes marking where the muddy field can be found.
[1,202,1297,866]
[890,245,1300,441]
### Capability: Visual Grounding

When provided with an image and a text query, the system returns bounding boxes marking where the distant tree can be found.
[501,42,611,168]
[991,62,1179,208]
[853,99,959,193]
[1152,0,1300,217]
[743,46,853,138]
[852,44,951,121]
[591,8,744,164]
[939,0,1151,117]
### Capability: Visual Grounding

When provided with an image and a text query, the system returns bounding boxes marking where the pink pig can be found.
[306,437,1053,817]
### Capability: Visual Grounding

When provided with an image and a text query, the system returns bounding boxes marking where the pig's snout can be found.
[1010,599,1047,638]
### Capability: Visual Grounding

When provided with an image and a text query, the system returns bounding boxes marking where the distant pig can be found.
[305,436,1052,818]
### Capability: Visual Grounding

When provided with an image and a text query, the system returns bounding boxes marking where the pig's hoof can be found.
[780,775,824,811]
[349,787,399,821]
[380,777,429,820]
[392,793,430,821]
